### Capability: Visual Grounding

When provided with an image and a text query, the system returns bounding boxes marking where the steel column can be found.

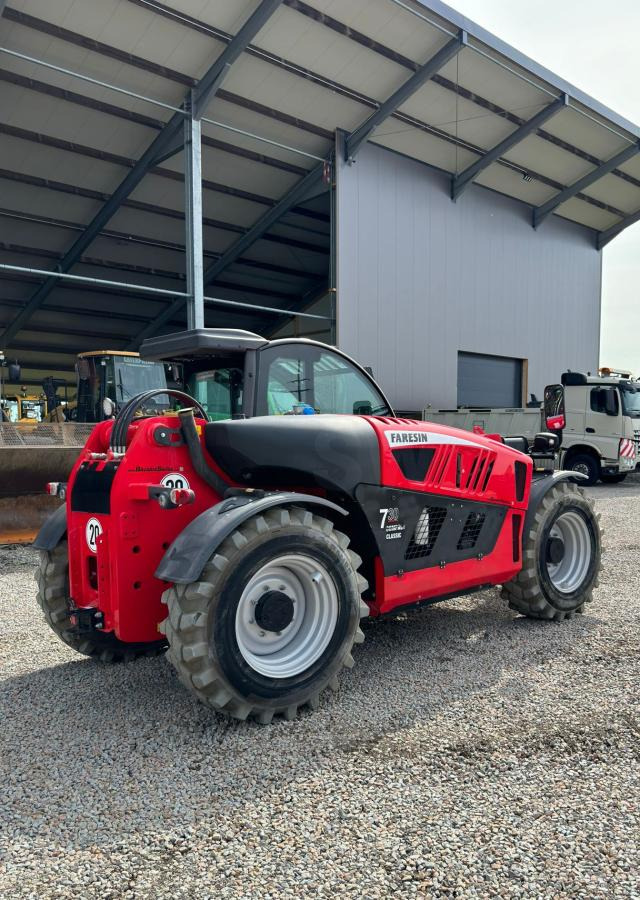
[344,31,467,162]
[534,141,640,227]
[183,98,204,330]
[451,94,568,200]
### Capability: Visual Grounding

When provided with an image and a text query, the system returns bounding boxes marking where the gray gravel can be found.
[1,481,639,899]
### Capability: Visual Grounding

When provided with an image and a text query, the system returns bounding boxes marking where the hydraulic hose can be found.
[178,407,229,497]
[110,389,206,453]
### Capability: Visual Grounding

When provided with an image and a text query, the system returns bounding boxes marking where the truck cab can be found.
[551,372,640,484]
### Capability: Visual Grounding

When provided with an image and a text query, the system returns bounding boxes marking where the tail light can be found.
[169,488,195,507]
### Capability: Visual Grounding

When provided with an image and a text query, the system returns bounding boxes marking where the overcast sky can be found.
[450,0,640,374]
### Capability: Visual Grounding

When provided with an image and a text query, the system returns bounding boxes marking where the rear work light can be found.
[155,486,196,508]
[46,482,67,500]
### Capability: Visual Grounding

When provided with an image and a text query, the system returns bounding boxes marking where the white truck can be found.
[425,371,640,485]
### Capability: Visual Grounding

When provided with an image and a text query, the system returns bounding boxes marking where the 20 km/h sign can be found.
[85,517,103,553]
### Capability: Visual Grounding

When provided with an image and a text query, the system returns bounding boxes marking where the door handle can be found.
[586,427,595,433]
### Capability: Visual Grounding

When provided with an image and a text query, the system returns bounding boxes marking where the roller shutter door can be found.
[457,352,522,408]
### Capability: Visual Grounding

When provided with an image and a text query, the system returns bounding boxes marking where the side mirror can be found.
[353,400,373,415]
[8,362,20,382]
[102,397,116,418]
[605,388,619,416]
[544,384,565,432]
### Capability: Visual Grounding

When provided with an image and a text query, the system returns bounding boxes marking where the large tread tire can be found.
[501,482,602,622]
[160,506,369,723]
[35,541,167,662]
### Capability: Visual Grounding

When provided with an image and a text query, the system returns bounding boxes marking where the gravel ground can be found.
[1,481,639,899]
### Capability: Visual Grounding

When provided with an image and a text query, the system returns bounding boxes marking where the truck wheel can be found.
[600,472,627,484]
[502,482,601,621]
[565,452,599,486]
[35,541,167,662]
[160,506,368,723]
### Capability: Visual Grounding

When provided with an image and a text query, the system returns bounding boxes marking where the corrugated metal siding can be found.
[336,141,602,411]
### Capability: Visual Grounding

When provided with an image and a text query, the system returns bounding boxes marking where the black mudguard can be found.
[155,492,347,584]
[32,504,67,551]
[524,470,588,536]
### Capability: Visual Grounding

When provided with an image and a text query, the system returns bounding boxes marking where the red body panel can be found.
[65,414,533,641]
[364,417,531,616]
[66,418,223,642]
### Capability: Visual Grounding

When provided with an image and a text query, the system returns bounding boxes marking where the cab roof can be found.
[140,329,269,361]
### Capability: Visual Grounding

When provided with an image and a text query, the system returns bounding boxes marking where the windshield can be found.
[620,385,640,418]
[112,358,167,403]
[187,368,244,421]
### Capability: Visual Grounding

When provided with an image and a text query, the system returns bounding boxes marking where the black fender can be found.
[155,492,347,584]
[524,470,588,536]
[32,504,67,551]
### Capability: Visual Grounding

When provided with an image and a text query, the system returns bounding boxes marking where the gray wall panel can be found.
[336,142,602,411]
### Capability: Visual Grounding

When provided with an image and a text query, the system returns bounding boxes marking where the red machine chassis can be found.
[64,415,531,642]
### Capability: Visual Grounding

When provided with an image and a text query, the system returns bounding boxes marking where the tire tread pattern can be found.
[160,506,369,722]
[501,482,602,622]
[34,541,167,662]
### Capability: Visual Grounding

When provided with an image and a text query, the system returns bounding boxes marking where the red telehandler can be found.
[34,329,601,722]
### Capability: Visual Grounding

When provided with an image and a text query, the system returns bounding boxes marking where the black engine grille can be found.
[405,507,447,560]
[457,511,486,550]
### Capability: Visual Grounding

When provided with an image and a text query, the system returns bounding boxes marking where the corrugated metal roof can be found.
[1,0,638,381]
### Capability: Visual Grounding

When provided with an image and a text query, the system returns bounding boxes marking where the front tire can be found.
[565,452,600,486]
[502,482,601,621]
[160,506,368,723]
[600,472,627,484]
[35,541,167,661]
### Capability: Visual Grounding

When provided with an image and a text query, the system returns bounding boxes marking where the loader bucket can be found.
[0,423,93,544]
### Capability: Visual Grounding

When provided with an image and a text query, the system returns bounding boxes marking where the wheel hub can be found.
[234,554,339,678]
[546,536,565,565]
[254,590,295,633]
[545,511,592,593]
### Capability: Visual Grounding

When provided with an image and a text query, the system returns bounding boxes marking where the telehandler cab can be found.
[34,329,602,723]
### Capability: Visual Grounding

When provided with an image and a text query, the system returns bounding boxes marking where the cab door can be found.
[254,342,393,417]
[584,386,622,462]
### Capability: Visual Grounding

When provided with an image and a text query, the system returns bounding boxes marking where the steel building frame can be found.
[1,0,639,353]
[1,0,288,346]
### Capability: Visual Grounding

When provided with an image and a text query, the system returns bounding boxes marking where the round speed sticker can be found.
[85,517,103,553]
[161,473,190,491]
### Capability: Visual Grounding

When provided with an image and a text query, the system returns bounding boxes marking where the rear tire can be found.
[160,506,369,723]
[600,472,627,484]
[502,482,601,621]
[35,541,167,661]
[565,452,599,486]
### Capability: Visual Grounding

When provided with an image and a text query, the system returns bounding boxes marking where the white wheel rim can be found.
[546,510,592,593]
[234,554,339,678]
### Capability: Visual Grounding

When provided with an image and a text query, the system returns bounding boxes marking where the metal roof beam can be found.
[344,31,467,162]
[451,94,568,200]
[130,161,327,345]
[596,208,640,249]
[534,141,640,227]
[0,0,284,347]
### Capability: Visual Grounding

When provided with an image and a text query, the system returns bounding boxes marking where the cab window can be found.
[188,368,244,421]
[256,345,390,417]
[590,388,618,415]
[313,352,390,415]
